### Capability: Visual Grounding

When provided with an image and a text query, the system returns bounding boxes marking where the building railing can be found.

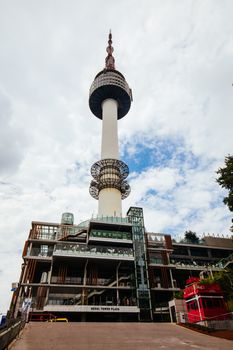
[154,302,170,313]
[89,229,131,241]
[29,217,130,241]
[151,283,179,290]
[90,70,131,97]
[170,259,222,270]
[50,275,132,287]
[31,233,57,240]
[30,224,87,241]
[56,226,86,240]
[217,252,233,268]
[147,233,166,248]
[46,297,137,307]
[50,276,111,286]
[54,243,134,260]
[50,276,83,285]
[29,247,53,258]
[30,224,59,240]
[149,258,163,265]
[90,216,129,224]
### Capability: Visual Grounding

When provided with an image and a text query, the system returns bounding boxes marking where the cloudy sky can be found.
[0,0,232,313]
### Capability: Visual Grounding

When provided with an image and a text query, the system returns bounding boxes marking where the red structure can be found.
[183,277,227,323]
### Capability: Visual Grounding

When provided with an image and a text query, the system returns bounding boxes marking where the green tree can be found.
[213,268,233,302]
[184,230,199,244]
[216,155,233,231]
[216,155,233,211]
[197,268,233,311]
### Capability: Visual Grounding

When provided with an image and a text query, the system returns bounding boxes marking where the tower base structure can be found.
[10,209,233,323]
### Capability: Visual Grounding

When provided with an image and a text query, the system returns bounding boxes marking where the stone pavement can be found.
[10,322,232,350]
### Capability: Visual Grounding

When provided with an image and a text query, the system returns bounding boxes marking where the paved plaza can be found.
[10,322,232,350]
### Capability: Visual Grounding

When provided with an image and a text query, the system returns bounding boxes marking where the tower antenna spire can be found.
[105,30,115,70]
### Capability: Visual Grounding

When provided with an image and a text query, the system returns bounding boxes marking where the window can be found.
[205,299,213,308]
[187,300,198,311]
[40,245,49,256]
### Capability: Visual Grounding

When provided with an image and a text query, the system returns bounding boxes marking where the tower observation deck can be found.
[89,32,132,217]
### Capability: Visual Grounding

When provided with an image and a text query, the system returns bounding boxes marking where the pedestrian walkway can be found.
[10,322,232,350]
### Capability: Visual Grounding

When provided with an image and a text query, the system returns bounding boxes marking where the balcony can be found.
[88,229,132,244]
[90,216,130,225]
[149,257,163,265]
[44,294,139,313]
[50,276,83,285]
[170,259,222,271]
[217,252,233,268]
[53,243,134,261]
[50,274,133,288]
[147,233,166,248]
[30,224,59,241]
[25,247,53,260]
[150,284,180,291]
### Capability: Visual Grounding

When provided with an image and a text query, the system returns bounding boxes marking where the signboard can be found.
[44,305,139,313]
[78,306,139,313]
[11,282,19,291]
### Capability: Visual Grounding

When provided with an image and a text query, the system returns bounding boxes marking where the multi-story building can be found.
[12,208,152,322]
[11,215,233,322]
[10,33,233,322]
[147,233,233,321]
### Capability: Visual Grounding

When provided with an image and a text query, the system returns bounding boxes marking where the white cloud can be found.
[0,0,233,313]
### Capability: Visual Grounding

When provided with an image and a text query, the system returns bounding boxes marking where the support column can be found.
[82,260,88,305]
[170,269,174,289]
[116,262,121,305]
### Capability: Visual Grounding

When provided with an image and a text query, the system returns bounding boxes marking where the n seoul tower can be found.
[89,32,132,217]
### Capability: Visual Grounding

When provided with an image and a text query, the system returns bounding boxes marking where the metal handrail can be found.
[217,253,233,267]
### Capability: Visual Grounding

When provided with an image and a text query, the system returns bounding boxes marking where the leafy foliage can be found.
[197,268,233,311]
[198,277,215,285]
[184,230,199,244]
[212,268,233,301]
[226,299,233,312]
[216,155,233,212]
[174,290,184,299]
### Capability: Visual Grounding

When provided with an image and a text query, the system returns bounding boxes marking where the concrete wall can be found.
[198,318,233,330]
[169,299,186,323]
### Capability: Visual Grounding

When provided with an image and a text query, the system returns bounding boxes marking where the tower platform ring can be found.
[89,69,132,119]
[89,179,130,200]
[91,159,129,181]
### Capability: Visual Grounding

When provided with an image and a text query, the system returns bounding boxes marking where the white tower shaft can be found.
[99,99,122,217]
[101,99,119,159]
